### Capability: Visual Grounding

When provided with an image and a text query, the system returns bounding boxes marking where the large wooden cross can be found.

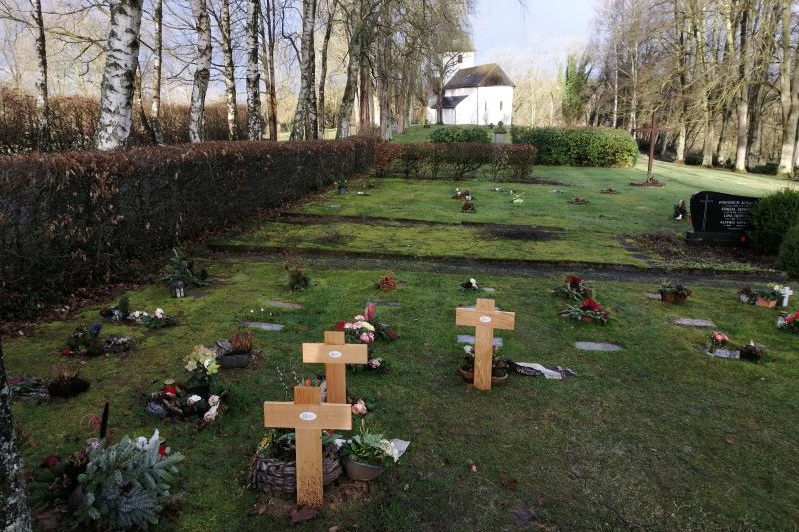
[455,298,515,391]
[303,331,367,404]
[263,386,352,507]
[633,113,672,179]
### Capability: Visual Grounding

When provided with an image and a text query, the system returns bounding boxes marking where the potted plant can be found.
[658,281,692,303]
[754,283,782,308]
[47,365,91,399]
[161,248,210,297]
[777,312,799,334]
[739,341,766,363]
[249,429,342,492]
[459,343,509,384]
[738,287,756,305]
[339,419,398,481]
[705,331,731,355]
[215,330,255,369]
[557,298,610,325]
[184,345,219,398]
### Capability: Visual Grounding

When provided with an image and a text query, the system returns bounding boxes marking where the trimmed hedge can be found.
[748,188,799,255]
[0,138,374,318]
[428,126,492,144]
[372,142,536,181]
[510,126,638,167]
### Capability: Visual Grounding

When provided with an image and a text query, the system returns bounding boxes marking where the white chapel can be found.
[427,48,515,126]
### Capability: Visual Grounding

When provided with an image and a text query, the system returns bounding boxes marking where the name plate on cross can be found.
[455,298,515,391]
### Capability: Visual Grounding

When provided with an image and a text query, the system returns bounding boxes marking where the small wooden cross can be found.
[263,386,352,507]
[303,331,368,404]
[781,286,793,308]
[456,298,515,391]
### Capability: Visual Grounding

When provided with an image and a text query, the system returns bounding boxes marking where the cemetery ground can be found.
[5,160,799,531]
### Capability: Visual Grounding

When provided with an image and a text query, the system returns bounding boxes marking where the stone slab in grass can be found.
[574,341,622,352]
[240,321,284,331]
[645,292,662,300]
[709,349,740,359]
[366,301,402,308]
[482,287,496,292]
[457,335,503,347]
[672,317,716,328]
[325,204,341,210]
[265,300,303,310]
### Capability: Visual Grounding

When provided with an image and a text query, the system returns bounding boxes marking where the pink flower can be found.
[364,303,376,322]
[368,359,381,368]
[351,399,368,415]
[359,332,374,343]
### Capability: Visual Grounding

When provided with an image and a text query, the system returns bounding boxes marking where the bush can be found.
[779,223,799,278]
[510,126,637,167]
[748,188,799,254]
[428,126,491,144]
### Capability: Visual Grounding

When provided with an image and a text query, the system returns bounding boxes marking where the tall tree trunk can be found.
[359,56,371,127]
[95,0,144,151]
[734,5,750,172]
[189,0,211,143]
[220,0,237,140]
[246,0,263,140]
[32,0,50,151]
[612,43,619,129]
[1,338,33,532]
[337,24,361,138]
[150,0,164,144]
[317,0,335,138]
[290,0,318,140]
[776,0,799,178]
[260,0,278,140]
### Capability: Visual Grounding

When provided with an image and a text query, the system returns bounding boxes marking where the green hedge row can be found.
[428,126,492,143]
[0,138,375,319]
[510,127,637,167]
[373,142,536,180]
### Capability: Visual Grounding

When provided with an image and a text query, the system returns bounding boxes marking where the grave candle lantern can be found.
[170,279,185,298]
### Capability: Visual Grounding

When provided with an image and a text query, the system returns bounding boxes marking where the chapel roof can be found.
[428,95,469,110]
[444,64,515,89]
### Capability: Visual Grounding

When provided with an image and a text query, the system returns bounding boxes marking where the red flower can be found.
[61,348,73,356]
[787,316,795,324]
[580,299,601,312]
[158,444,167,457]
[334,320,347,331]
[566,275,582,286]
[40,455,61,468]
[364,303,376,322]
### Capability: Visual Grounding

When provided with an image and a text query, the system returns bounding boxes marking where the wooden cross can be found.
[303,331,367,404]
[455,298,515,391]
[263,386,351,507]
[633,113,672,179]
[781,286,793,308]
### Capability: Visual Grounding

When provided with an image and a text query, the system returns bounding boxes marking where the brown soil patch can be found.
[482,225,565,241]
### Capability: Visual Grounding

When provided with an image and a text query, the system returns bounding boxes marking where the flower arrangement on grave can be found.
[658,281,692,302]
[60,323,135,357]
[184,345,220,394]
[211,330,259,369]
[161,248,209,287]
[461,277,480,290]
[706,331,730,353]
[460,343,508,377]
[738,287,756,304]
[754,283,782,306]
[376,272,398,291]
[461,199,477,213]
[145,376,224,425]
[249,429,342,493]
[558,298,610,324]
[511,191,525,204]
[127,308,180,329]
[339,419,399,480]
[739,340,766,363]
[7,375,48,401]
[99,294,130,322]
[452,187,472,200]
[47,365,91,399]
[777,311,799,334]
[552,275,593,301]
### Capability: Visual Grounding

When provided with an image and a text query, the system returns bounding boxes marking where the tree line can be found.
[568,0,799,179]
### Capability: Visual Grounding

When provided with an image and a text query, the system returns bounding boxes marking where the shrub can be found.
[428,126,491,144]
[748,188,799,254]
[779,223,799,278]
[510,127,637,167]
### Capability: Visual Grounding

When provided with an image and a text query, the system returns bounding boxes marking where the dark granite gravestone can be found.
[686,191,759,245]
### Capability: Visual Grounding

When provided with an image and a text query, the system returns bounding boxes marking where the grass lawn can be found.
[5,159,799,531]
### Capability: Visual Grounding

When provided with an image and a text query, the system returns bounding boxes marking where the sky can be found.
[470,0,597,76]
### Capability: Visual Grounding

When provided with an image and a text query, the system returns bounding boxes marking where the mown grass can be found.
[7,157,799,531]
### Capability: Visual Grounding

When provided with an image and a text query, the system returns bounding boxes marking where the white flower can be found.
[354,315,366,321]
[204,404,219,422]
[186,394,202,406]
[147,429,160,450]
[208,395,220,407]
[154,308,165,319]
[135,436,148,450]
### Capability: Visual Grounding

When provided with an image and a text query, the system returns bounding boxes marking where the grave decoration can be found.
[459,343,509,385]
[60,323,135,357]
[161,248,210,297]
[558,298,610,325]
[303,331,368,404]
[568,197,590,205]
[673,200,687,220]
[752,283,783,308]
[145,376,224,426]
[339,418,400,481]
[739,341,767,363]
[452,187,472,200]
[552,275,593,301]
[261,386,351,507]
[6,375,49,401]
[685,190,759,245]
[455,298,516,391]
[214,329,260,369]
[777,312,799,334]
[600,188,620,194]
[99,294,130,322]
[705,332,766,362]
[461,199,477,213]
[334,303,399,371]
[705,331,732,356]
[658,281,692,303]
[506,362,577,379]
[126,308,180,329]
[631,112,671,183]
[461,278,480,290]
[47,365,90,399]
[376,272,398,291]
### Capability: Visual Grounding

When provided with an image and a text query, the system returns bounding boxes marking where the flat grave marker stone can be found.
[266,300,303,310]
[672,317,716,328]
[240,321,284,331]
[365,301,402,308]
[457,335,503,347]
[574,342,622,352]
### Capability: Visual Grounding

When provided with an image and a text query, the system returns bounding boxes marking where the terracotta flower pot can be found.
[755,297,777,308]
[342,455,385,481]
[660,291,687,303]
[458,365,508,385]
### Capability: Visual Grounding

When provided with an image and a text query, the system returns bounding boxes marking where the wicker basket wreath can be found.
[248,443,342,493]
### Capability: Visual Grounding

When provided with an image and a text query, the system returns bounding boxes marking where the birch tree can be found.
[95,0,144,151]
[290,0,318,140]
[149,0,164,144]
[246,0,262,140]
[32,0,50,150]
[211,0,238,140]
[259,0,279,140]
[188,0,211,142]
[1,337,33,532]
[776,0,799,178]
